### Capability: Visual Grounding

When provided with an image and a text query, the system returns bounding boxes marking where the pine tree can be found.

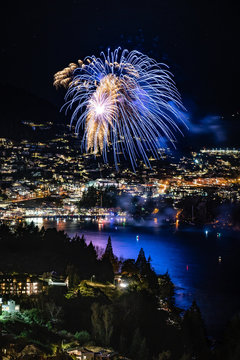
[159,271,175,305]
[130,328,149,360]
[139,337,149,360]
[104,236,114,261]
[182,301,210,359]
[79,234,87,249]
[91,303,104,343]
[158,350,171,360]
[88,241,97,261]
[130,328,142,359]
[103,236,119,273]
[101,257,115,283]
[136,248,147,274]
[119,334,127,356]
[91,303,114,347]
[102,304,114,346]
[216,312,240,360]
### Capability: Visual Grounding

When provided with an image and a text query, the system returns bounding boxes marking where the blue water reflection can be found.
[41,219,240,336]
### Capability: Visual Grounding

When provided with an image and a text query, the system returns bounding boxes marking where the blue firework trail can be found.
[54,47,186,170]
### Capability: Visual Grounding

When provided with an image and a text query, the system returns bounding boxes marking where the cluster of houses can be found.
[66,347,127,360]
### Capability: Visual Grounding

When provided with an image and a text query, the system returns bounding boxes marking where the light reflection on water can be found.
[30,218,240,336]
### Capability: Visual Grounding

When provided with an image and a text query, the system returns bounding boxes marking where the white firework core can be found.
[54,48,186,169]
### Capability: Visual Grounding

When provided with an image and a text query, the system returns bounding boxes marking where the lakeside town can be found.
[2,0,240,358]
[1,122,240,230]
[1,125,240,359]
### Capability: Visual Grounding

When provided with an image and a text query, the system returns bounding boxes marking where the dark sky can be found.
[2,0,240,146]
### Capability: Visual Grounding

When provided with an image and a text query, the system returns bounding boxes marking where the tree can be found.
[103,236,114,261]
[121,259,139,275]
[102,304,114,346]
[130,328,149,360]
[87,241,97,261]
[182,301,210,360]
[78,186,99,209]
[98,257,114,283]
[91,303,114,346]
[158,350,171,360]
[65,265,81,288]
[130,328,142,359]
[119,334,128,356]
[22,308,45,326]
[78,186,118,210]
[103,236,119,273]
[102,186,118,208]
[45,302,63,325]
[91,303,104,343]
[139,337,149,360]
[215,312,240,360]
[136,248,147,274]
[130,196,144,218]
[74,330,91,345]
[179,354,191,360]
[158,272,175,305]
[144,197,156,216]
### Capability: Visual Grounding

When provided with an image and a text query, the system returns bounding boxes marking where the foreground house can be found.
[66,347,118,360]
[66,347,95,360]
[0,298,20,314]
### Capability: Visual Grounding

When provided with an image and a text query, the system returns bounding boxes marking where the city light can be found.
[119,282,128,288]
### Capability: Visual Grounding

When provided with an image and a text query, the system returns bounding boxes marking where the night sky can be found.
[2,0,240,147]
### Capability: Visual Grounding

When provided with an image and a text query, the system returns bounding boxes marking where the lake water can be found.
[33,218,240,337]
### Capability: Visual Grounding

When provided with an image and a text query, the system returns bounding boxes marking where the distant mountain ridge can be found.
[0,83,65,139]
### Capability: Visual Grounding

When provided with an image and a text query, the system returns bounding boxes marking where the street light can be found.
[120,281,128,288]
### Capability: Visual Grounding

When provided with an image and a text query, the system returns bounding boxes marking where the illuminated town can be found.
[1,123,240,228]
[1,119,240,360]
[1,0,240,359]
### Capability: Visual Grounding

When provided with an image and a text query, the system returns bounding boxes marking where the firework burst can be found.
[54,48,186,169]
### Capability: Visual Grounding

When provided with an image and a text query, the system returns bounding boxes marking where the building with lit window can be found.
[0,274,46,296]
[0,298,20,314]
